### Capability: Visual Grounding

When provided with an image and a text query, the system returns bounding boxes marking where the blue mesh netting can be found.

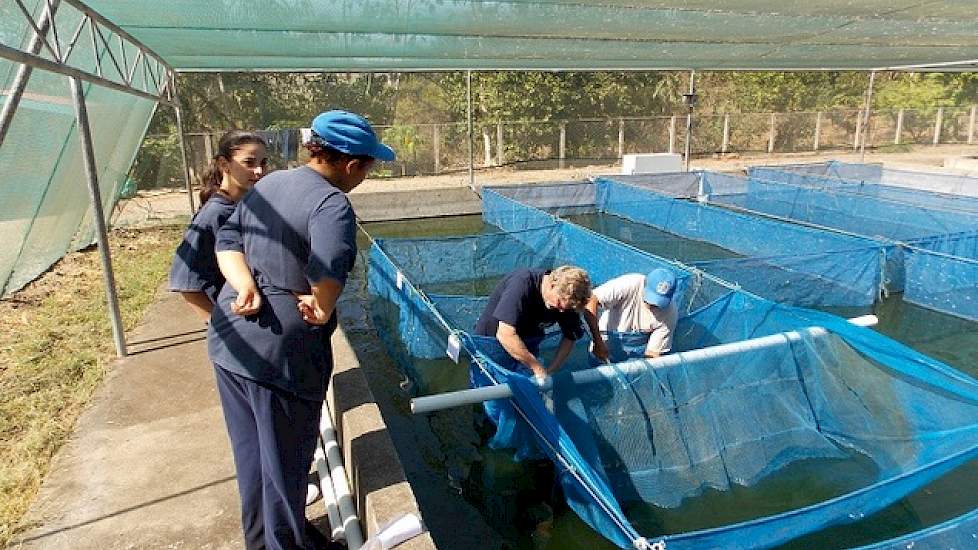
[367,210,978,548]
[854,506,978,549]
[750,163,978,215]
[703,173,978,243]
[904,247,978,322]
[484,181,889,309]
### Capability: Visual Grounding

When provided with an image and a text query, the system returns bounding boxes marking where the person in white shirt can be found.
[585,269,679,361]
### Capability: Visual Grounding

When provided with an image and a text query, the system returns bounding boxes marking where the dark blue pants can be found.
[214,365,322,550]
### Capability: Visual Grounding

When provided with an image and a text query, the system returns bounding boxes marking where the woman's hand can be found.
[295,294,329,325]
[231,285,262,316]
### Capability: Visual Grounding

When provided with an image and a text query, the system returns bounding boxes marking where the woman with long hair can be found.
[208,110,394,549]
[169,131,268,320]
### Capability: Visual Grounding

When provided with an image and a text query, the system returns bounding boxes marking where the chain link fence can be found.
[132,106,978,189]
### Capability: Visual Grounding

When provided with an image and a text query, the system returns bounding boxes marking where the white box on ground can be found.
[621,153,682,175]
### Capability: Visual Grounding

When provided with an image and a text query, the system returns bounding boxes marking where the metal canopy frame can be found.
[0,0,187,357]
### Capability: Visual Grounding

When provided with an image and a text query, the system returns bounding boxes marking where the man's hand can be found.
[583,293,608,363]
[496,322,547,380]
[231,285,262,316]
[295,293,329,325]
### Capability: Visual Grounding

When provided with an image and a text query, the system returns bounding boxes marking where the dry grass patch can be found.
[0,225,183,547]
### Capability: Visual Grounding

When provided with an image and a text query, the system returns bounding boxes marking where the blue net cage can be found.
[366,194,978,548]
[485,180,891,311]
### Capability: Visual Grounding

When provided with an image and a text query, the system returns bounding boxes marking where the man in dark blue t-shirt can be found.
[475,266,595,379]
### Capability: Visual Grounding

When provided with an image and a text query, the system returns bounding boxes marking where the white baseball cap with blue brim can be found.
[307,110,396,162]
[643,268,677,309]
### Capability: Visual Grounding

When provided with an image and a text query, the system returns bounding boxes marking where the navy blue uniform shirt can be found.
[207,166,357,401]
[169,193,237,303]
[474,269,584,350]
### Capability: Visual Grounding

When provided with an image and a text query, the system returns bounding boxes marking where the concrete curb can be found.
[328,325,436,549]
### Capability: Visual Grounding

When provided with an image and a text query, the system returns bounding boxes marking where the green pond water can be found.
[359,214,978,550]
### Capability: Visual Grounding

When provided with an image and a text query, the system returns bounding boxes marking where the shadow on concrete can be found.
[128,327,207,346]
[127,334,208,355]
[17,475,237,543]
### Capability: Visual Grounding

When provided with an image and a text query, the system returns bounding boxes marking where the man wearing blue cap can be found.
[209,110,394,549]
[584,269,679,361]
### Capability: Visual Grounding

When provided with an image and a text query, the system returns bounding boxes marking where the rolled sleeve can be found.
[215,207,244,253]
[168,224,213,292]
[306,194,357,285]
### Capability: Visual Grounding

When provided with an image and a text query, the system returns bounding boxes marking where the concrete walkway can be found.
[12,280,436,549]
[13,291,247,549]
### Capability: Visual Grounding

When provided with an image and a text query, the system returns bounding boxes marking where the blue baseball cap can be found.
[644,268,677,308]
[310,110,396,162]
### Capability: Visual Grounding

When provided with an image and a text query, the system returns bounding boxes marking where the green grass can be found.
[0,225,183,547]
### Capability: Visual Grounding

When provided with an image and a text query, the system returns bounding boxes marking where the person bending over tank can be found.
[585,268,678,362]
[474,266,596,379]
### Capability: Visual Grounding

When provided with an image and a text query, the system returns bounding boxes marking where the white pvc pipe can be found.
[312,442,344,541]
[411,315,877,414]
[320,400,365,549]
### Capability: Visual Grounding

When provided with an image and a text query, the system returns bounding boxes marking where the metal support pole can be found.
[969,106,976,145]
[895,108,904,145]
[668,115,676,154]
[860,70,876,162]
[721,114,730,154]
[853,110,863,151]
[558,122,566,170]
[70,77,127,358]
[767,113,776,154]
[683,70,696,172]
[0,0,61,149]
[617,118,625,159]
[172,94,196,215]
[433,124,441,173]
[813,111,822,151]
[933,107,944,146]
[466,70,474,190]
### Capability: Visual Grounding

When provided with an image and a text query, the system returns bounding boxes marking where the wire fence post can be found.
[668,115,676,154]
[969,105,976,145]
[767,113,776,153]
[895,108,904,145]
[618,118,625,159]
[71,76,127,358]
[558,122,566,169]
[482,126,491,166]
[813,111,822,151]
[721,114,730,154]
[496,122,503,166]
[683,69,696,172]
[432,124,440,173]
[853,109,863,150]
[933,107,943,146]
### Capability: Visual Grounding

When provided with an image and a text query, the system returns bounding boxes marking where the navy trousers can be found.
[214,365,322,550]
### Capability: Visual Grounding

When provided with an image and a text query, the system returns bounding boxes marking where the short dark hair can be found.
[303,136,375,165]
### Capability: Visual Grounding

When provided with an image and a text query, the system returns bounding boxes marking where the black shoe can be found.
[305,519,344,550]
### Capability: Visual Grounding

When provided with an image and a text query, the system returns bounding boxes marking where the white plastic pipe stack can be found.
[320,399,365,549]
[312,442,344,541]
[411,315,878,414]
